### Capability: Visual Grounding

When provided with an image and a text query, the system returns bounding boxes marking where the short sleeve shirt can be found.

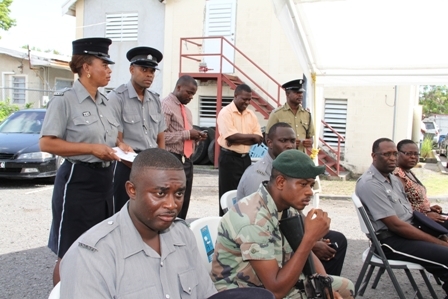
[107,81,166,151]
[40,80,119,162]
[236,153,273,200]
[217,102,262,154]
[266,103,314,152]
[356,164,413,232]
[211,184,302,298]
[60,205,217,299]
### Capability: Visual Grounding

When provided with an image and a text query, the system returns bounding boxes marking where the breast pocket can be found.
[106,116,119,138]
[71,115,99,136]
[149,112,162,125]
[123,114,142,125]
[387,193,409,219]
[179,269,199,299]
[116,285,159,299]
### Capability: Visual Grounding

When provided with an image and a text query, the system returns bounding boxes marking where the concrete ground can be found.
[0,163,447,298]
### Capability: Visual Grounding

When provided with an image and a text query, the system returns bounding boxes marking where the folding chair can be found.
[351,193,439,299]
[220,189,237,214]
[189,216,222,272]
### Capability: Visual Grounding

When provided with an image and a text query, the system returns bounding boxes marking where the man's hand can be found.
[313,239,336,261]
[302,138,313,148]
[189,129,205,141]
[426,211,446,223]
[431,205,443,214]
[304,209,331,242]
[254,134,263,145]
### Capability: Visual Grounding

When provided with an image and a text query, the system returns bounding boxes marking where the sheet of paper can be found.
[113,147,138,163]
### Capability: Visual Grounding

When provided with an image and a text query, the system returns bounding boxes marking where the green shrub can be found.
[420,137,433,158]
[0,99,19,122]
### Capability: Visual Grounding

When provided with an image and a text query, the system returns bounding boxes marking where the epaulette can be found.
[53,87,70,96]
[78,219,119,252]
[272,106,283,113]
[148,89,160,98]
[114,84,128,94]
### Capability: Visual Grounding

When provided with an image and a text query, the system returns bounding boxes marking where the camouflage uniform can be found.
[266,103,314,153]
[211,184,354,299]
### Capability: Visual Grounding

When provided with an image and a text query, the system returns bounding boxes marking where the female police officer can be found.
[39,37,120,285]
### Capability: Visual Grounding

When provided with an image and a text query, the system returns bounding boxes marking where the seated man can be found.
[212,149,354,299]
[59,148,217,298]
[356,137,448,298]
[237,122,348,276]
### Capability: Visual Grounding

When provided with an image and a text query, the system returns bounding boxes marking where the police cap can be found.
[72,37,114,64]
[282,79,305,93]
[126,46,163,69]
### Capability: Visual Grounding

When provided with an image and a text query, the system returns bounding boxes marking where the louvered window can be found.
[106,13,138,41]
[323,98,347,147]
[199,96,233,127]
[12,76,26,104]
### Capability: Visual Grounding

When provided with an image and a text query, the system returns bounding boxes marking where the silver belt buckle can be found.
[182,156,185,163]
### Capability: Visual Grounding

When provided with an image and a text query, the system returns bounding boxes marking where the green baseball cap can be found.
[272,149,325,179]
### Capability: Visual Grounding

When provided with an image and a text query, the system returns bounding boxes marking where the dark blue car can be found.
[0,109,61,180]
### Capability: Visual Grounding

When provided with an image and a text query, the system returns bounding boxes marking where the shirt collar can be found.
[74,79,107,105]
[120,204,186,259]
[369,164,393,183]
[126,80,151,103]
[283,102,304,112]
[168,92,182,106]
[229,101,248,115]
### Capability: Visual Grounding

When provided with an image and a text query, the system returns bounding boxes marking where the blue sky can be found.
[0,0,75,55]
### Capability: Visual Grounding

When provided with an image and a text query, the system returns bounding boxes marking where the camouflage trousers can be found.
[292,275,354,299]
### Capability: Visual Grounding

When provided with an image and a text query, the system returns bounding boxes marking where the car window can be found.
[424,122,435,130]
[0,111,46,134]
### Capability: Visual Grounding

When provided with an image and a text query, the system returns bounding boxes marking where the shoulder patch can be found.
[256,169,266,176]
[53,87,70,96]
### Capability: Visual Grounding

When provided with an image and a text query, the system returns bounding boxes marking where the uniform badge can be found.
[82,111,91,117]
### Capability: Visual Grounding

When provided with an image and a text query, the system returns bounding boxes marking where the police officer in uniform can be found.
[40,37,119,285]
[266,79,314,153]
[108,46,166,213]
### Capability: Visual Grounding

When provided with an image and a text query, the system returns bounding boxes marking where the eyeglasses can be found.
[399,151,420,157]
[375,151,398,158]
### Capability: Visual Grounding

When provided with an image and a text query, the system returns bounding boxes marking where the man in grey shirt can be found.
[236,122,348,276]
[108,46,166,213]
[60,148,217,299]
[356,137,448,297]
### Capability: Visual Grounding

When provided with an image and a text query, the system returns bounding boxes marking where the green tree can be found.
[419,85,448,115]
[0,0,16,37]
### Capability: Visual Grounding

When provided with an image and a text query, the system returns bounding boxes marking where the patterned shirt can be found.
[161,93,194,155]
[393,167,431,213]
[211,183,301,298]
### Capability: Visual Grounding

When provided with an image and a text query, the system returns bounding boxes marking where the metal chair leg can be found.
[372,268,385,289]
[404,268,423,299]
[420,270,439,299]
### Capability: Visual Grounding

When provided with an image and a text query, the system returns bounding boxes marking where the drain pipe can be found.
[1,71,15,101]
[392,85,398,140]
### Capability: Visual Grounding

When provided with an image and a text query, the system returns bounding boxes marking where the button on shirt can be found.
[356,164,414,232]
[60,204,217,299]
[108,81,166,151]
[162,93,195,156]
[217,102,262,154]
[40,80,119,163]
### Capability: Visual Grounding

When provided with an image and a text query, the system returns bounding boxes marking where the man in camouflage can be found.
[266,79,314,153]
[211,150,354,299]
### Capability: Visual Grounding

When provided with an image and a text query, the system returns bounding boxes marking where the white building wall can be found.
[323,85,419,174]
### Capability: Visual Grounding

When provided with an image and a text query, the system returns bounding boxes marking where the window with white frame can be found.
[106,13,138,41]
[323,98,347,147]
[54,78,73,91]
[199,96,233,127]
[12,76,26,104]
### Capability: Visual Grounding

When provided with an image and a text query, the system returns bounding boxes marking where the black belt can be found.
[66,159,112,169]
[374,230,395,241]
[220,148,248,158]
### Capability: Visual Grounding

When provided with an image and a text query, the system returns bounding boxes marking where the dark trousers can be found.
[381,235,448,295]
[170,153,193,220]
[320,230,347,276]
[113,161,131,214]
[218,149,251,216]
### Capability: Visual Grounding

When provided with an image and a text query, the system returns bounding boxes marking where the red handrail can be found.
[179,36,282,108]
[320,120,345,175]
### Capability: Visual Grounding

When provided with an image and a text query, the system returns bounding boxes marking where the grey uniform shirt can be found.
[236,153,273,200]
[355,164,413,232]
[108,81,166,151]
[60,204,217,299]
[40,80,119,163]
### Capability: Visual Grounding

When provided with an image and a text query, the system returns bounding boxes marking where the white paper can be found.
[113,147,138,163]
